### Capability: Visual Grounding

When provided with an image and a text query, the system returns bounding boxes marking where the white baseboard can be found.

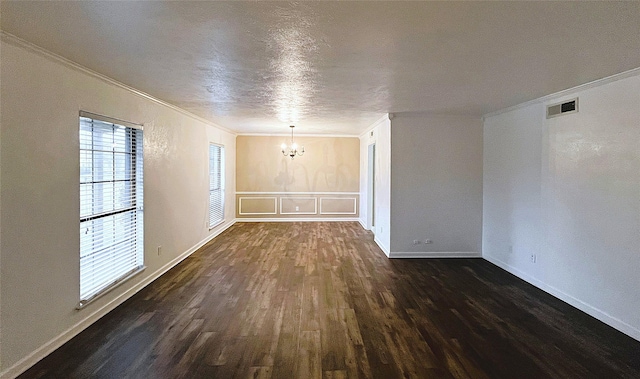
[389,251,481,259]
[236,217,360,222]
[357,218,367,230]
[483,254,640,342]
[0,219,236,379]
[374,236,390,257]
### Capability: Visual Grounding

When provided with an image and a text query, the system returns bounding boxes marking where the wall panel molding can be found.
[238,197,278,215]
[319,197,357,215]
[236,192,359,219]
[236,191,359,195]
[280,197,317,215]
[236,218,360,222]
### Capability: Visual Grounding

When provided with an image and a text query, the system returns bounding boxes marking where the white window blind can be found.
[79,112,144,307]
[209,144,224,227]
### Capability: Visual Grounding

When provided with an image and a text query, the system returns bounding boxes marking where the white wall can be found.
[483,71,640,341]
[0,41,3,369]
[483,103,543,270]
[390,114,483,257]
[0,36,236,377]
[359,116,391,256]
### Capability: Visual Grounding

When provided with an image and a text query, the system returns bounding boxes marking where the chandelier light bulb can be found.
[281,125,304,160]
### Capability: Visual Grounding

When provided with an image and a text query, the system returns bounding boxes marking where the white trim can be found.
[236,191,360,195]
[0,31,235,135]
[208,219,225,231]
[483,254,640,342]
[357,218,367,230]
[79,111,143,130]
[319,197,357,215]
[76,266,146,310]
[236,217,360,222]
[389,251,482,259]
[483,66,640,120]
[482,254,640,341]
[280,197,317,215]
[238,197,278,215]
[0,219,236,379]
[374,236,390,257]
[237,133,360,138]
[359,114,391,138]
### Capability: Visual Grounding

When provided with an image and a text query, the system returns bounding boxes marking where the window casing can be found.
[209,144,225,228]
[79,112,144,307]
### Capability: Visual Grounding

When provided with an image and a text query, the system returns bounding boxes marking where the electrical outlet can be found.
[413,240,421,245]
[424,239,433,244]
[295,206,299,211]
[157,246,162,256]
[530,254,536,263]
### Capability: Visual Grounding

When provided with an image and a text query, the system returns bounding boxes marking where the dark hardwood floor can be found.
[20,222,640,378]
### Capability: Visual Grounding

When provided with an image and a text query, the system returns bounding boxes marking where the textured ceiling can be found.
[2,1,639,135]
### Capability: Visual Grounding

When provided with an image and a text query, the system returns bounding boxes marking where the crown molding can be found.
[483,66,640,120]
[359,114,391,138]
[1,31,236,135]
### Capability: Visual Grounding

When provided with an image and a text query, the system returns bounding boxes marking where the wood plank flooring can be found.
[20,222,640,378]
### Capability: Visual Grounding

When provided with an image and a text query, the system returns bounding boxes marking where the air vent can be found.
[547,98,578,119]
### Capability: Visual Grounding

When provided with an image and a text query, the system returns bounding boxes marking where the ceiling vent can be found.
[547,98,578,119]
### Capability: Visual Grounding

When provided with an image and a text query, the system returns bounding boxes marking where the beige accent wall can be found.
[236,136,359,219]
[237,136,359,192]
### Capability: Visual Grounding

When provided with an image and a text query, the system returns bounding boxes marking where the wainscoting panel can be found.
[238,197,278,215]
[320,197,357,215]
[236,192,359,219]
[280,197,317,215]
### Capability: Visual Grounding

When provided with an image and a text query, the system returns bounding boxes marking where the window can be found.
[209,143,225,227]
[79,112,144,307]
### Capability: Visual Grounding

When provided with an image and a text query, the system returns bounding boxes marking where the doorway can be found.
[367,143,375,232]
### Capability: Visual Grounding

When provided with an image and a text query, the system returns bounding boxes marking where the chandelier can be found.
[281,125,304,159]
